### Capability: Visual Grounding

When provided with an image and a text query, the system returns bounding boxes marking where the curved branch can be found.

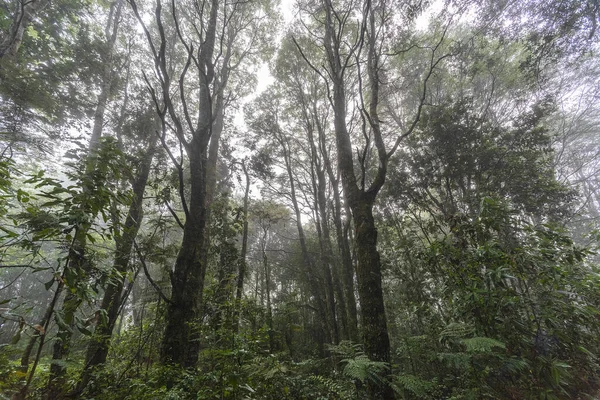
[134,241,172,305]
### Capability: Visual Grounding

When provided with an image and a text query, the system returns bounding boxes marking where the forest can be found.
[0,0,599,399]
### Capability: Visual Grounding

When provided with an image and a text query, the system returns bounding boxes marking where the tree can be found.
[46,3,126,396]
[130,0,275,367]
[0,0,49,60]
[293,1,454,398]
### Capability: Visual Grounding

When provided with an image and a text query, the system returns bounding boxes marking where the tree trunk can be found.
[321,2,394,396]
[77,134,157,393]
[45,4,123,396]
[160,138,209,367]
[308,126,340,344]
[278,133,331,345]
[352,199,393,399]
[0,0,49,59]
[262,231,274,353]
[332,180,359,341]
[233,161,251,334]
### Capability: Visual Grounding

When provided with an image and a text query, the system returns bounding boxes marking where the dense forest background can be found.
[1,0,600,399]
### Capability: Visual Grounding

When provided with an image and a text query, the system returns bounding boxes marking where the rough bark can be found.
[129,0,221,367]
[76,134,157,392]
[317,1,394,397]
[160,137,210,367]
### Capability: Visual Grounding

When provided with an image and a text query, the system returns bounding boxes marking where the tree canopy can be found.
[1,0,600,399]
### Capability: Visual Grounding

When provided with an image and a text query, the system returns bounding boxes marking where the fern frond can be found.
[394,374,436,397]
[461,337,505,353]
[342,355,389,384]
[440,322,475,341]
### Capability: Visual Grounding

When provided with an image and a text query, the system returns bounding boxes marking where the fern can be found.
[460,337,505,353]
[309,375,353,399]
[394,374,436,397]
[342,354,389,384]
[440,322,475,341]
[438,352,472,370]
[326,340,363,358]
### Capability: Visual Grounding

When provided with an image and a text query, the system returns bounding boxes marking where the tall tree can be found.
[293,1,454,398]
[77,109,159,393]
[130,0,274,367]
[46,2,126,397]
[129,0,221,367]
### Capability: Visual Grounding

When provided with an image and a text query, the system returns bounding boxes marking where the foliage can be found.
[1,1,599,400]
[383,197,600,399]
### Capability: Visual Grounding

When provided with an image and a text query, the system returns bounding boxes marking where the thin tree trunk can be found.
[261,229,274,353]
[332,179,359,341]
[308,125,340,344]
[233,160,251,334]
[0,0,49,59]
[277,133,331,345]
[45,3,123,397]
[11,281,63,400]
[76,134,157,393]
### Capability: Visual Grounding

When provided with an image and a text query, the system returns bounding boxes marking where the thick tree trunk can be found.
[322,2,394,396]
[161,139,208,367]
[149,0,219,368]
[352,199,394,399]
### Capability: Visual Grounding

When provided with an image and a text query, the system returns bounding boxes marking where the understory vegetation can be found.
[1,0,600,399]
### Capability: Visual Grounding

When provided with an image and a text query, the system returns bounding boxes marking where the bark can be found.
[277,132,331,345]
[307,122,340,343]
[76,134,157,393]
[46,280,82,399]
[319,1,394,398]
[160,137,210,367]
[261,228,274,352]
[130,0,221,367]
[0,0,49,59]
[11,281,63,400]
[233,161,251,334]
[45,3,123,397]
[318,109,359,341]
[352,200,393,397]
[331,178,359,341]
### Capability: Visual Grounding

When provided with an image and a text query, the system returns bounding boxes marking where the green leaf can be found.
[394,374,435,397]
[461,337,506,353]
